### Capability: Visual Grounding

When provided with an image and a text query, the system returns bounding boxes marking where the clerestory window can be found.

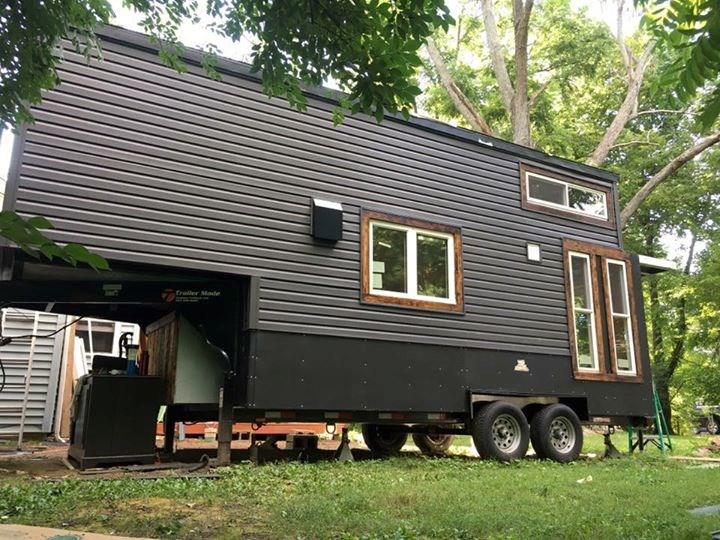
[521,164,615,229]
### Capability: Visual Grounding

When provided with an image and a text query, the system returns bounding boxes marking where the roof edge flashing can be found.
[637,254,680,274]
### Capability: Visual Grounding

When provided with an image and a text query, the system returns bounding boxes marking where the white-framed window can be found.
[370,220,456,304]
[606,259,636,375]
[568,252,599,372]
[526,171,608,220]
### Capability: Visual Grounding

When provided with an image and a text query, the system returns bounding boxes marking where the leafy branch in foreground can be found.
[1,0,113,126]
[0,211,109,271]
[641,0,720,130]
[2,0,454,128]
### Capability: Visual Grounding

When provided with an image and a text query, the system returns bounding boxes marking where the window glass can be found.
[569,253,597,371]
[613,317,632,371]
[525,170,609,222]
[372,225,407,293]
[528,175,566,205]
[568,187,607,217]
[575,312,596,369]
[76,320,115,353]
[570,255,590,309]
[608,263,628,314]
[607,260,635,373]
[417,234,449,298]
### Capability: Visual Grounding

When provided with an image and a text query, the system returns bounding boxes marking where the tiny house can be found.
[0,26,656,462]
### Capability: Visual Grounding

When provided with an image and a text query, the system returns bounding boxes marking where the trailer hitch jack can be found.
[335,427,354,463]
[603,426,623,459]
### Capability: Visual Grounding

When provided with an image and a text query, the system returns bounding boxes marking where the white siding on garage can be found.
[0,309,66,436]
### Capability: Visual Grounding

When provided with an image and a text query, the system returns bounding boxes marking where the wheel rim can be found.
[549,416,576,454]
[376,427,403,446]
[492,413,522,453]
[709,419,718,434]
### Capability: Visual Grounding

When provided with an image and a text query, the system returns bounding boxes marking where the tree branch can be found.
[609,139,660,150]
[585,40,654,167]
[620,130,720,226]
[630,109,696,120]
[426,38,493,135]
[480,0,514,112]
[528,79,551,110]
[616,0,633,80]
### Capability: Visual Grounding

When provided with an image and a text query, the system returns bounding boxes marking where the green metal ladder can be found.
[628,381,672,455]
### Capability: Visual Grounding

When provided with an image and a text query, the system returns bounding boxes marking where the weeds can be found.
[1,436,719,539]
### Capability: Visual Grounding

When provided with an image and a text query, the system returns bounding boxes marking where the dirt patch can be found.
[0,444,71,480]
[0,438,372,481]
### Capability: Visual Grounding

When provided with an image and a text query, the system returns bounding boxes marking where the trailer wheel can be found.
[412,433,454,456]
[361,424,408,456]
[530,404,583,463]
[708,416,720,435]
[471,401,529,461]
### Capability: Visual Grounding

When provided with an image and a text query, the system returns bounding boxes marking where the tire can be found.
[362,424,408,456]
[708,416,720,435]
[412,433,455,456]
[470,401,529,461]
[530,404,583,463]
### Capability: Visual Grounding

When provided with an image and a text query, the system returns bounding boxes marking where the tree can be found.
[423,0,720,224]
[641,0,720,131]
[621,120,720,431]
[1,0,453,266]
[3,0,453,128]
[421,0,719,432]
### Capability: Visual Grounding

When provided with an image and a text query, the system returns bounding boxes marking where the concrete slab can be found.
[0,524,153,540]
[689,505,720,516]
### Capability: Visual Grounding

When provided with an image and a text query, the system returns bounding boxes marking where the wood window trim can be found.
[361,210,464,313]
[564,250,606,377]
[563,239,643,383]
[521,163,616,230]
[602,258,643,381]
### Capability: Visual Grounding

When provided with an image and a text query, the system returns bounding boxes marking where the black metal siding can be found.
[11,31,620,357]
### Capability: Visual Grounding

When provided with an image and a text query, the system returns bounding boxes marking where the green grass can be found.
[1,435,719,539]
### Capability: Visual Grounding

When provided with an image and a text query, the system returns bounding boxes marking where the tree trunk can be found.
[425,38,493,135]
[585,65,647,167]
[511,0,534,147]
[651,234,696,435]
[481,0,514,113]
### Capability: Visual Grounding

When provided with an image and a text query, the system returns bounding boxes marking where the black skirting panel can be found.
[240,330,654,419]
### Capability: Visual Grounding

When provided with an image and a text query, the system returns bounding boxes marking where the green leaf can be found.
[26,216,54,230]
[698,89,720,131]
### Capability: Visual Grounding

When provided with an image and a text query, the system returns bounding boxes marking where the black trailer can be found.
[0,25,657,462]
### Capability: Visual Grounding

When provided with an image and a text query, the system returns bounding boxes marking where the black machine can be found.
[68,375,163,469]
[68,333,163,469]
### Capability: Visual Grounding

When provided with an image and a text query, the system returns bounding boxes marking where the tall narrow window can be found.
[563,239,643,382]
[606,259,636,374]
[362,211,463,312]
[568,253,599,372]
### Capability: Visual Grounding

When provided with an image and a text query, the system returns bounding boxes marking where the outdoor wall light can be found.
[526,242,542,262]
[311,198,343,241]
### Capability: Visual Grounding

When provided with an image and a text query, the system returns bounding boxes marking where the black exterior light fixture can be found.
[311,198,343,241]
